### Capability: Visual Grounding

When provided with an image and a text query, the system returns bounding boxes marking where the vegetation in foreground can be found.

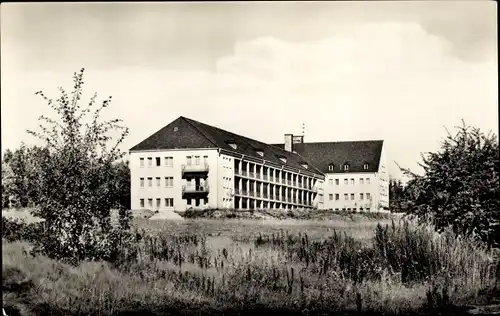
[3,216,500,316]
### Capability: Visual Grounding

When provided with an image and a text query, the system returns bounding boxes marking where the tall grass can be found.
[2,217,498,316]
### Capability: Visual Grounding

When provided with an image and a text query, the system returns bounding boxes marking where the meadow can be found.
[2,209,499,316]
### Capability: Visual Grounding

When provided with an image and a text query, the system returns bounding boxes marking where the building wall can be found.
[322,173,379,211]
[130,149,219,213]
[377,143,390,209]
[218,153,236,209]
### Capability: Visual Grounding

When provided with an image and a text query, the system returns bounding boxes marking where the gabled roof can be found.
[130,116,323,175]
[271,140,384,174]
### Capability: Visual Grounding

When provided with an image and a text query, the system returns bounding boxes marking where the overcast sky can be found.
[1,2,497,177]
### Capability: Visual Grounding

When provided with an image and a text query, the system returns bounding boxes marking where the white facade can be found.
[130,148,219,213]
[130,148,324,213]
[320,143,389,211]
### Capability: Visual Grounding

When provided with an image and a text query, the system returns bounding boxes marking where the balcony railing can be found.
[182,185,209,193]
[182,163,209,173]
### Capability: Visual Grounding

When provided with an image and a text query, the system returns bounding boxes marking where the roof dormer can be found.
[363,163,369,170]
[328,163,334,172]
[225,140,237,150]
[343,163,350,171]
[277,155,287,164]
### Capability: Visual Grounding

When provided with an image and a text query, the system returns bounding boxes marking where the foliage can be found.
[399,121,500,248]
[1,145,48,208]
[26,68,131,264]
[2,159,15,208]
[389,178,406,213]
[1,217,44,243]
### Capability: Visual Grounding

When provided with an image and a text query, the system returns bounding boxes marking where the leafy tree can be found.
[2,144,48,208]
[400,121,499,248]
[389,178,406,213]
[2,159,15,208]
[27,68,131,263]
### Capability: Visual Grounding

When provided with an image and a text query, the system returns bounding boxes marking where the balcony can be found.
[182,163,209,177]
[182,185,209,197]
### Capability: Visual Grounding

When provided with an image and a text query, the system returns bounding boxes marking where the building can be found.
[129,117,325,213]
[272,136,389,211]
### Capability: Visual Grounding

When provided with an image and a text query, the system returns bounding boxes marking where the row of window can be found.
[140,157,174,167]
[328,193,372,201]
[328,178,371,186]
[223,177,232,189]
[140,177,174,188]
[139,155,209,167]
[140,198,174,208]
[327,163,370,172]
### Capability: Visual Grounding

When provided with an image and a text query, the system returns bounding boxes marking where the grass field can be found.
[2,209,499,316]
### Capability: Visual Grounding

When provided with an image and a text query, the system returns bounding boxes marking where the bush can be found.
[399,121,499,248]
[2,217,44,243]
[26,68,131,264]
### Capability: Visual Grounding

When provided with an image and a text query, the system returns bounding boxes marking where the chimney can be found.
[284,134,293,152]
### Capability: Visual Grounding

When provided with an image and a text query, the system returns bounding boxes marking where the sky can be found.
[1,2,498,178]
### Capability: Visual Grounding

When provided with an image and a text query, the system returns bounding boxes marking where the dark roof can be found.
[130,116,323,174]
[271,140,384,174]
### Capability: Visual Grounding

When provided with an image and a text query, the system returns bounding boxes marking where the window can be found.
[187,199,191,206]
[140,178,144,188]
[329,179,333,185]
[195,156,200,165]
[344,179,348,185]
[329,194,333,201]
[148,157,152,167]
[366,178,370,185]
[156,177,161,187]
[203,197,208,205]
[363,163,369,170]
[203,155,208,165]
[156,157,161,166]
[367,193,371,200]
[360,193,364,200]
[186,156,192,165]
[279,157,287,164]
[140,158,144,167]
[148,177,152,187]
[344,194,348,201]
[351,193,355,200]
[148,198,153,207]
[173,126,178,132]
[140,199,145,208]
[351,178,354,185]
[328,164,334,171]
[335,194,340,200]
[165,157,173,166]
[228,143,237,150]
[165,198,174,207]
[344,164,349,171]
[360,178,364,185]
[156,198,161,208]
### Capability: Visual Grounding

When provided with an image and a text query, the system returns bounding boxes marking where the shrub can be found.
[399,121,499,248]
[26,68,131,264]
[1,217,44,243]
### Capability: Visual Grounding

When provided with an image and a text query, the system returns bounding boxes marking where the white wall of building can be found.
[129,148,219,213]
[321,173,379,211]
[218,153,236,209]
[377,143,390,209]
